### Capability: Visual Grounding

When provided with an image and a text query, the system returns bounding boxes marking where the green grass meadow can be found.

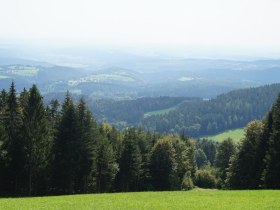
[204,128,245,142]
[144,106,178,118]
[0,189,279,210]
[0,65,40,77]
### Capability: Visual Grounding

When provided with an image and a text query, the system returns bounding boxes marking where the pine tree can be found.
[226,121,264,189]
[19,88,29,110]
[135,129,152,191]
[118,129,142,191]
[0,89,8,114]
[74,98,97,193]
[22,85,52,195]
[0,120,8,195]
[255,112,273,187]
[263,95,280,188]
[52,92,80,194]
[2,82,24,195]
[95,135,118,193]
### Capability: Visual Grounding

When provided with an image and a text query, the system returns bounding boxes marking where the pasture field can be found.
[144,106,178,118]
[204,128,244,142]
[0,65,40,77]
[0,189,279,210]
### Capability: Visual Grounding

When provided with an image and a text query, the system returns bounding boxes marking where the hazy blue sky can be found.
[1,0,280,52]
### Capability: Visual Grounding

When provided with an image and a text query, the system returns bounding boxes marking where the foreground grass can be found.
[1,189,280,210]
[204,128,244,142]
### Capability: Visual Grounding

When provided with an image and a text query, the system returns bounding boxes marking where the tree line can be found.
[191,94,280,189]
[141,84,280,137]
[0,82,280,197]
[0,82,197,196]
[88,96,191,125]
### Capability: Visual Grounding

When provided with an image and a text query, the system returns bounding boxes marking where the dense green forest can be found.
[88,97,198,125]
[141,84,280,136]
[0,82,279,197]
[63,83,280,138]
[0,83,197,196]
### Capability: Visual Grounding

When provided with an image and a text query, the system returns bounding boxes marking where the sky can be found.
[1,0,280,54]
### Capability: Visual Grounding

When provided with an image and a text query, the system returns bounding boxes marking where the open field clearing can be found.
[204,128,245,142]
[0,189,279,210]
[144,106,178,118]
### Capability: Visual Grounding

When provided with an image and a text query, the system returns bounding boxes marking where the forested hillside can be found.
[0,83,196,196]
[140,84,280,136]
[88,97,199,125]
[1,82,280,197]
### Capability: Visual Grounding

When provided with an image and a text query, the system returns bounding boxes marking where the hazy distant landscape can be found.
[1,0,280,209]
[1,47,280,137]
[2,46,280,99]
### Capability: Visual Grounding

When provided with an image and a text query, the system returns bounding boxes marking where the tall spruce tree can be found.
[226,121,264,189]
[135,129,152,190]
[22,85,52,195]
[2,82,24,195]
[0,89,8,193]
[19,88,29,110]
[263,95,280,188]
[95,134,118,193]
[118,129,142,191]
[255,112,273,188]
[75,98,97,193]
[52,92,80,194]
[0,119,7,195]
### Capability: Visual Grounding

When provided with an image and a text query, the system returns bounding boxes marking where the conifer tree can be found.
[22,85,52,195]
[95,135,118,193]
[226,121,264,189]
[19,88,29,111]
[263,95,280,188]
[2,82,24,194]
[74,98,97,193]
[0,89,8,114]
[52,92,80,194]
[0,120,7,195]
[135,130,152,190]
[255,112,273,187]
[118,129,142,191]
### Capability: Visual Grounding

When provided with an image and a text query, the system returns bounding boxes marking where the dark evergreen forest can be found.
[0,82,279,196]
[141,84,280,136]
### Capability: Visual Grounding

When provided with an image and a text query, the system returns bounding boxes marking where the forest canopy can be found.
[0,82,280,197]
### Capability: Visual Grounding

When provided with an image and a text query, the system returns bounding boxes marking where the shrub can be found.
[195,169,217,189]
[181,174,194,190]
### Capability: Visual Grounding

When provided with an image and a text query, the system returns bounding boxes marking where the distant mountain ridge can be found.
[1,56,280,99]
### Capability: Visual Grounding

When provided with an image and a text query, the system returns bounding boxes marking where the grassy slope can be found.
[0,65,40,77]
[144,106,177,118]
[204,128,245,143]
[1,190,280,210]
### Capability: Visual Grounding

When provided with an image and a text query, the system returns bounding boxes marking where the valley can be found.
[1,57,280,137]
